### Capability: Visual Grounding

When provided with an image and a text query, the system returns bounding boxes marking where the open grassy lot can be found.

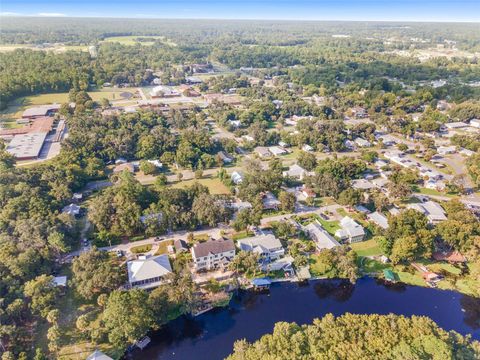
[155,240,174,255]
[102,35,176,47]
[350,239,382,257]
[0,44,89,53]
[309,254,335,278]
[0,88,138,125]
[170,178,230,195]
[315,216,340,236]
[130,244,153,254]
[415,187,458,198]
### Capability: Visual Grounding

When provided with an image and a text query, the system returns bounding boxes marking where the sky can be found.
[1,0,480,22]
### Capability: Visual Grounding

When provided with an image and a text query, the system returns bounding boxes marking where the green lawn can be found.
[130,244,153,254]
[170,178,230,195]
[350,239,383,257]
[155,240,174,255]
[315,217,340,236]
[102,35,176,46]
[309,254,335,277]
[414,187,457,198]
[232,230,253,241]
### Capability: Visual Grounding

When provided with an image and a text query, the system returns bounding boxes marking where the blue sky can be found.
[1,0,479,22]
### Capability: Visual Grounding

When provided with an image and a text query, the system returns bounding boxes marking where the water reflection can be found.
[313,279,354,302]
[460,296,480,329]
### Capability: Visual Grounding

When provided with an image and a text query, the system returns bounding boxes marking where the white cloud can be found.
[0,12,21,16]
[37,12,66,17]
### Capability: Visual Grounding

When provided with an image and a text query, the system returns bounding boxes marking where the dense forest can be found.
[227,313,480,359]
[1,18,480,109]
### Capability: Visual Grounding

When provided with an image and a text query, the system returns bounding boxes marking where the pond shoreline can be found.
[129,277,480,360]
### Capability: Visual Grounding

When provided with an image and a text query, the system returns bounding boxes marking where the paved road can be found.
[66,204,340,257]
[260,204,342,225]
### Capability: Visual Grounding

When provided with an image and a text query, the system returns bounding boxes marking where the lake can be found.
[132,277,480,360]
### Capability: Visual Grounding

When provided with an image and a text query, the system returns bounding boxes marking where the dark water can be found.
[132,277,480,360]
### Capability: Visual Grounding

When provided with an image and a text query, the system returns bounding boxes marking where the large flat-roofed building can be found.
[22,104,61,119]
[6,132,47,160]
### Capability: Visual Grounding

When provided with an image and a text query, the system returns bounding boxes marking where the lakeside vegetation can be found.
[226,313,480,359]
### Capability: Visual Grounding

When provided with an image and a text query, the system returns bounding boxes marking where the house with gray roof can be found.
[127,254,172,290]
[86,350,113,360]
[335,216,365,243]
[191,238,235,271]
[407,201,447,223]
[237,234,285,262]
[304,221,340,250]
[367,211,389,230]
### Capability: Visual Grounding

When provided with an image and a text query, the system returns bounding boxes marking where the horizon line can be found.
[1,15,480,24]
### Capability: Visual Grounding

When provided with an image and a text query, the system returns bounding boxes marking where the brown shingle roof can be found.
[192,238,235,258]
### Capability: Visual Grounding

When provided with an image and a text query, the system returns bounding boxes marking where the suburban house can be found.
[354,137,372,148]
[302,144,314,152]
[150,85,180,98]
[304,222,340,250]
[113,162,135,174]
[407,201,447,223]
[367,211,389,230]
[174,239,189,253]
[283,164,310,180]
[335,217,365,243]
[237,234,285,262]
[262,191,281,210]
[62,203,81,216]
[255,146,272,158]
[191,238,236,271]
[127,254,173,290]
[231,171,244,184]
[268,146,287,156]
[437,145,456,155]
[443,122,468,130]
[86,350,113,360]
[470,119,480,128]
[217,150,234,163]
[301,186,316,199]
[352,179,375,190]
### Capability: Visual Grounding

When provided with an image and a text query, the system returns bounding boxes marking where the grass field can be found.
[0,88,138,124]
[130,244,153,254]
[315,217,340,236]
[350,239,383,257]
[0,44,89,53]
[155,240,174,255]
[415,187,457,198]
[170,178,230,195]
[102,35,176,47]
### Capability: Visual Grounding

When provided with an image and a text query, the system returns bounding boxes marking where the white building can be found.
[283,164,310,180]
[302,144,314,152]
[407,201,447,223]
[335,217,365,243]
[268,146,287,156]
[304,221,340,250]
[262,191,281,210]
[444,122,468,130]
[470,119,480,128]
[354,137,372,148]
[127,255,172,290]
[62,203,81,216]
[231,171,244,184]
[437,146,456,155]
[191,238,235,271]
[237,234,285,262]
[367,211,389,230]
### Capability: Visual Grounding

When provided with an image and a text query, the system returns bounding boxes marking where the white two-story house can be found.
[191,238,236,271]
[237,234,285,262]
